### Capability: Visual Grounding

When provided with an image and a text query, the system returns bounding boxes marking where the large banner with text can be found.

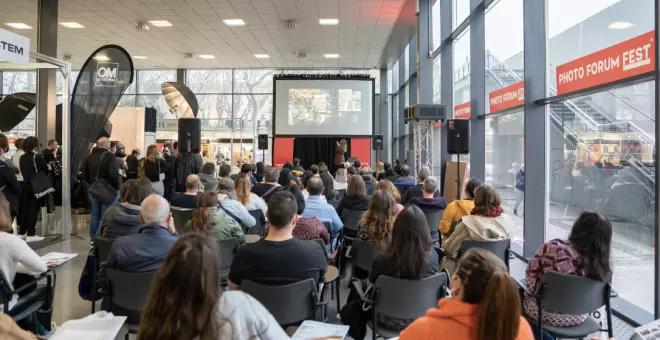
[489,81,524,112]
[453,102,471,119]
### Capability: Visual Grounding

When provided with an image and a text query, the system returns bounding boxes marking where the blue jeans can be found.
[89,193,119,238]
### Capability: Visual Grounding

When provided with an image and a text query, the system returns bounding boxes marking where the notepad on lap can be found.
[291,320,349,340]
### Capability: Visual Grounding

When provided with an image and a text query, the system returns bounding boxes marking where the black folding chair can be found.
[522,272,613,340]
[459,238,511,268]
[354,272,450,340]
[170,207,194,234]
[217,238,239,285]
[0,270,52,334]
[351,239,379,281]
[341,209,365,241]
[106,269,156,340]
[423,209,444,244]
[248,209,267,237]
[91,236,115,313]
[242,278,327,326]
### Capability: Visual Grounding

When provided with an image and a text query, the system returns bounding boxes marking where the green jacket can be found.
[183,206,246,244]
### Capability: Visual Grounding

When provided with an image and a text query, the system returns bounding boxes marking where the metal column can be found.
[36,0,58,146]
[439,0,453,192]
[398,51,406,162]
[653,0,660,319]
[379,69,389,164]
[522,0,548,257]
[469,0,486,181]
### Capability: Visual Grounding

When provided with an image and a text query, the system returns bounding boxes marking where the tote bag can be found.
[88,152,118,205]
[30,155,54,199]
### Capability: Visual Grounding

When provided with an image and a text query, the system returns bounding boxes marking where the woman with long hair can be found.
[374,179,404,213]
[138,234,287,340]
[234,173,267,215]
[320,169,337,201]
[340,205,439,339]
[400,249,533,340]
[336,174,370,217]
[523,211,612,336]
[278,167,295,187]
[441,185,512,273]
[334,167,348,190]
[139,144,169,196]
[184,191,245,244]
[357,190,397,249]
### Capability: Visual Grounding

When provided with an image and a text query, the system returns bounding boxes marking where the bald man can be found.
[170,174,203,209]
[83,136,121,237]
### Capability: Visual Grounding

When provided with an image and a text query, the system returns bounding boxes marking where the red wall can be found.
[350,138,371,167]
[273,137,294,170]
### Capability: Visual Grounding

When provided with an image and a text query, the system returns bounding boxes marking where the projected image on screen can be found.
[276,79,373,136]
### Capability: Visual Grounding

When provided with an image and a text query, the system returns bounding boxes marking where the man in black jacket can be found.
[126,148,140,179]
[401,167,441,204]
[41,140,57,165]
[161,141,177,201]
[82,137,120,238]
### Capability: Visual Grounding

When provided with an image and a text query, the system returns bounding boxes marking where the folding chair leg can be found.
[335,280,341,314]
[125,332,129,340]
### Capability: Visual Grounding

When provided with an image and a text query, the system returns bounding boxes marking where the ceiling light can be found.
[133,56,147,59]
[5,23,32,29]
[60,22,84,28]
[324,54,340,59]
[223,19,245,26]
[149,20,172,27]
[198,55,215,59]
[608,21,634,29]
[254,54,269,59]
[94,55,110,61]
[319,18,339,25]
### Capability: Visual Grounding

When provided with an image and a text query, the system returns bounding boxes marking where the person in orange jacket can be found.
[439,177,483,240]
[400,248,534,340]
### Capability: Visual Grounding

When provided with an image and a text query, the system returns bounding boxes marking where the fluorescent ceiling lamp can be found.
[149,20,173,27]
[94,55,110,61]
[254,54,269,59]
[324,54,340,59]
[608,21,634,29]
[5,23,32,29]
[60,22,84,28]
[133,56,147,59]
[223,19,245,26]
[198,55,215,59]
[319,18,339,25]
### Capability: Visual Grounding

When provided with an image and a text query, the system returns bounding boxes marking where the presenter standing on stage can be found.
[335,139,347,173]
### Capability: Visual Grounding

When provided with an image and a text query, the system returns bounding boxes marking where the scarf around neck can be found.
[470,205,504,217]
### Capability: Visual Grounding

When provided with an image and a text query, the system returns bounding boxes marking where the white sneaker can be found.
[26,235,45,242]
[17,234,26,240]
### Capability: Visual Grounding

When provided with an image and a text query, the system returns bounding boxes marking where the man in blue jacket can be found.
[514,164,524,216]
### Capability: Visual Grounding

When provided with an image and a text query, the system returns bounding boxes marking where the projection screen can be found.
[274,78,374,136]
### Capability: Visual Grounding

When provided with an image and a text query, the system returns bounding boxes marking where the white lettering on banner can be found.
[0,28,30,65]
[95,62,119,87]
[557,44,652,85]
[622,44,652,70]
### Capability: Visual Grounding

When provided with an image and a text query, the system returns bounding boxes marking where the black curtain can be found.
[293,137,350,170]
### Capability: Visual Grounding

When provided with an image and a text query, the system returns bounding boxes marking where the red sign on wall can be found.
[489,81,524,112]
[273,137,294,170]
[350,138,371,168]
[453,102,471,119]
[556,30,655,95]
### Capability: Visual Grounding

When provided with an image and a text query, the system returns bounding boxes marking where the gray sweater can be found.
[215,291,289,339]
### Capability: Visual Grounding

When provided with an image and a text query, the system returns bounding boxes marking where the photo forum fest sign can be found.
[0,28,30,65]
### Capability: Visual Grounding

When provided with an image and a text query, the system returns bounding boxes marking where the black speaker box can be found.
[258,134,268,150]
[178,118,201,153]
[447,119,470,155]
[372,134,383,150]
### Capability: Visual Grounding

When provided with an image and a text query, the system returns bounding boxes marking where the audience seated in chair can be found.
[251,167,283,203]
[341,205,439,340]
[183,191,245,245]
[401,167,441,205]
[334,166,349,191]
[293,158,305,173]
[278,167,298,187]
[379,163,399,182]
[97,178,154,239]
[440,177,483,241]
[215,178,256,230]
[230,163,257,186]
[336,175,370,217]
[234,173,267,216]
[356,190,397,249]
[282,162,301,186]
[301,177,344,239]
[360,168,377,195]
[228,191,327,289]
[395,165,414,183]
[407,177,447,213]
[374,180,404,214]
[441,185,512,273]
[302,170,327,203]
[253,161,265,183]
[170,174,202,210]
[218,163,232,180]
[138,233,288,340]
[523,211,612,339]
[400,249,534,340]
[198,162,218,192]
[290,186,330,246]
[320,164,339,202]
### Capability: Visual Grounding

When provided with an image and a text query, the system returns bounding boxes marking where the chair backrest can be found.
[0,270,13,304]
[217,238,239,269]
[341,209,365,233]
[170,207,194,234]
[248,209,267,236]
[336,189,346,200]
[106,269,156,314]
[322,221,332,234]
[94,236,115,264]
[241,278,317,326]
[423,210,444,243]
[353,239,379,272]
[539,271,609,314]
[460,238,510,267]
[374,272,450,320]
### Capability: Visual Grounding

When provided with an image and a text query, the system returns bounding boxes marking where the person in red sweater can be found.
[400,248,533,340]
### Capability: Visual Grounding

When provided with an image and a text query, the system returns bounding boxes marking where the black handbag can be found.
[30,154,54,199]
[88,152,118,205]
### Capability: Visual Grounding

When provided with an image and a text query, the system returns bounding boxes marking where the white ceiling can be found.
[0,0,403,69]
